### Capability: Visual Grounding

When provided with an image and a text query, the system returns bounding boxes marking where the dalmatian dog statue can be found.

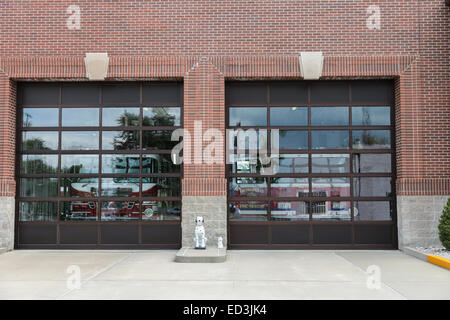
[194,216,207,249]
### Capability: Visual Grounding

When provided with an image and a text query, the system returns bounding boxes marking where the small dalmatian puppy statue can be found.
[194,216,207,249]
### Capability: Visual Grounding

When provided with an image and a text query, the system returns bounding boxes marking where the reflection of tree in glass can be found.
[23,112,32,127]
[142,131,174,150]
[361,131,388,146]
[116,111,139,127]
[22,159,57,174]
[143,108,176,126]
[23,138,50,150]
[62,164,83,174]
[111,111,140,150]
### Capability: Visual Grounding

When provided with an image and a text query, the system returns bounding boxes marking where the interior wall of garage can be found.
[0,0,449,250]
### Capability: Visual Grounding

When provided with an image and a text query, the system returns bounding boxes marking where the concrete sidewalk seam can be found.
[56,251,134,299]
[333,251,408,300]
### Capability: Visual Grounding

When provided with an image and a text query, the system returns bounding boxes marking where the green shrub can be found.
[438,198,450,250]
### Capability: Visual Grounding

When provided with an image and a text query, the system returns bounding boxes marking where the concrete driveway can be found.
[0,250,448,300]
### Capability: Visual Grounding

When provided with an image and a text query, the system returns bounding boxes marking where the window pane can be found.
[143,83,181,105]
[142,154,180,174]
[312,154,350,173]
[60,201,98,221]
[101,201,139,221]
[102,154,140,174]
[312,201,351,221]
[352,153,391,173]
[275,154,308,174]
[312,130,349,149]
[21,84,59,105]
[354,201,393,221]
[102,130,139,150]
[229,154,264,174]
[102,85,140,104]
[61,84,99,105]
[271,201,309,221]
[352,130,391,149]
[311,107,348,126]
[101,177,140,197]
[60,177,99,197]
[141,200,181,221]
[270,178,309,197]
[61,155,98,174]
[20,178,58,197]
[270,107,307,126]
[277,130,308,149]
[229,107,267,126]
[229,177,268,197]
[229,201,268,221]
[102,107,140,127]
[142,177,181,197]
[62,108,99,126]
[143,107,181,126]
[312,178,350,197]
[352,106,390,126]
[22,131,58,151]
[21,155,58,174]
[62,131,99,150]
[353,177,392,197]
[23,108,58,127]
[310,82,349,104]
[19,202,57,221]
[142,130,178,150]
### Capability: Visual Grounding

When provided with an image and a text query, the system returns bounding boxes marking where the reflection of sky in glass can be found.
[23,108,58,127]
[277,130,308,149]
[270,107,307,126]
[311,107,348,126]
[229,107,267,126]
[61,131,99,150]
[22,131,58,150]
[311,154,350,173]
[62,108,99,126]
[61,155,99,173]
[352,107,390,126]
[312,130,349,149]
[277,154,308,173]
[103,108,140,126]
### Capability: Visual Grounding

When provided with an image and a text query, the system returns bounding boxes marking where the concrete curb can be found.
[403,247,450,270]
[427,255,450,270]
[402,247,428,262]
[175,247,227,263]
[0,248,7,255]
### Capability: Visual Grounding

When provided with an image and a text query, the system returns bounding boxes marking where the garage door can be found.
[226,81,397,249]
[16,82,183,249]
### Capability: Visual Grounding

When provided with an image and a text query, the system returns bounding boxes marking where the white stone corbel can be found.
[299,52,324,80]
[84,53,109,80]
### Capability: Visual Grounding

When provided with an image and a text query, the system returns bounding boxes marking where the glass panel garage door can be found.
[16,82,183,248]
[226,81,396,249]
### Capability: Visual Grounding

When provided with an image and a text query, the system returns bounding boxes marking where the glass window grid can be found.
[226,82,395,224]
[18,83,183,222]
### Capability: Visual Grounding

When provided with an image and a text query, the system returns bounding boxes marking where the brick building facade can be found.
[0,0,448,251]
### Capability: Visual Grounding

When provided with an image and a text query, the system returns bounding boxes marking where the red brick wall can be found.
[0,0,448,196]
